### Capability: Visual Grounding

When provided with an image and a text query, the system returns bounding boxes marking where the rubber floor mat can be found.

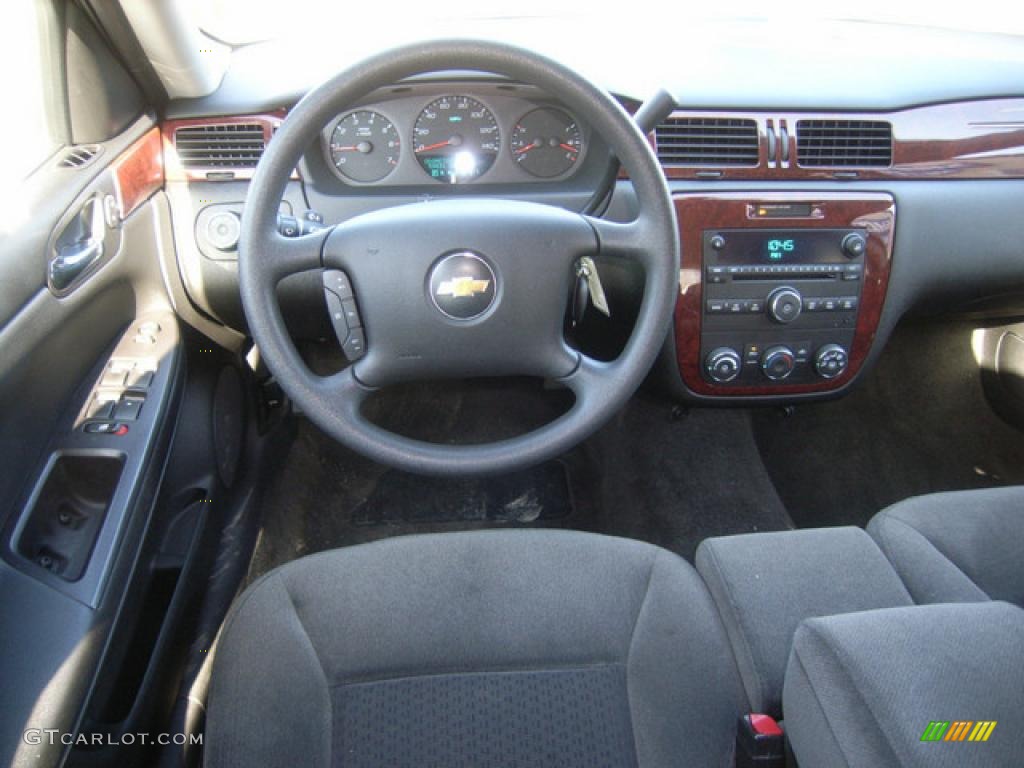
[352,461,573,525]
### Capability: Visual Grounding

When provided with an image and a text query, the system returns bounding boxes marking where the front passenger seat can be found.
[204,530,747,767]
[867,486,1024,607]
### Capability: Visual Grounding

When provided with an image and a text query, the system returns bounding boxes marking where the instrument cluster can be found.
[320,84,589,187]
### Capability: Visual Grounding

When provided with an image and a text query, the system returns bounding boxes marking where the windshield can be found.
[197,0,1024,46]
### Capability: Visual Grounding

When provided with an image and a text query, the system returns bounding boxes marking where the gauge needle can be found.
[560,143,579,153]
[415,140,452,153]
[514,144,536,155]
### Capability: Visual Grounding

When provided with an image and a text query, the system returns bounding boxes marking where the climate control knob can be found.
[815,344,849,379]
[761,346,796,381]
[705,347,742,383]
[767,286,803,324]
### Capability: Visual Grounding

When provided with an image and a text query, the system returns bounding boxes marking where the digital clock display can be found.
[704,229,860,266]
[765,238,796,261]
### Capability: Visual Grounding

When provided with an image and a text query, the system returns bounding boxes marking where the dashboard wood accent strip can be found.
[161,111,289,182]
[655,99,1024,181]
[112,127,164,220]
[673,192,895,397]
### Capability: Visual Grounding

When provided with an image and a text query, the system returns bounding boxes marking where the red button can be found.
[749,714,783,737]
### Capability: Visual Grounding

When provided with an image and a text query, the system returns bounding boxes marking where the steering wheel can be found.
[239,40,679,476]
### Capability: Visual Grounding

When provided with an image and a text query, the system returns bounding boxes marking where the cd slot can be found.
[731,272,841,281]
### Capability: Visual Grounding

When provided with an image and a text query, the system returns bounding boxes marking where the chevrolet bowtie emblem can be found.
[436,277,491,298]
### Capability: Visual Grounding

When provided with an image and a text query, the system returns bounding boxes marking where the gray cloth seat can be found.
[868,486,1024,607]
[204,530,747,768]
[784,601,1024,768]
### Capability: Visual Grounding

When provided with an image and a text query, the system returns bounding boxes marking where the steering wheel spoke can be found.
[259,228,331,283]
[581,216,655,265]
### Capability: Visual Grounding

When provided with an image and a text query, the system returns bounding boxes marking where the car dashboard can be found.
[157,64,1024,406]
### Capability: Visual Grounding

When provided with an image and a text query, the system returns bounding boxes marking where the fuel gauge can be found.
[510,107,584,178]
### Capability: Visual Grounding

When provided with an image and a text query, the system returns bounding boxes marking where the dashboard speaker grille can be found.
[655,117,759,167]
[174,123,266,169]
[796,120,893,167]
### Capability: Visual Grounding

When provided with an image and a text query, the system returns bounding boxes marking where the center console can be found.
[673,192,895,398]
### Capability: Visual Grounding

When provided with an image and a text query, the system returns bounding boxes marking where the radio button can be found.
[768,286,803,324]
[804,298,821,312]
[841,233,868,259]
[839,296,858,311]
[822,298,838,312]
[706,300,726,314]
[726,301,745,313]
[746,299,764,313]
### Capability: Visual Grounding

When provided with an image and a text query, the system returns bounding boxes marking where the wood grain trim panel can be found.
[673,192,895,397]
[161,111,289,182]
[112,127,163,219]
[653,98,1024,181]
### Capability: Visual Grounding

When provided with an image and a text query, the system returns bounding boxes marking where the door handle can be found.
[48,197,107,293]
[49,238,104,291]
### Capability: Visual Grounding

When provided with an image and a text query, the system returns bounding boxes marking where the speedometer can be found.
[413,96,500,184]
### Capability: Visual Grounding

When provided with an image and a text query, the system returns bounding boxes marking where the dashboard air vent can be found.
[174,123,266,169]
[796,120,893,167]
[57,144,101,169]
[654,117,759,167]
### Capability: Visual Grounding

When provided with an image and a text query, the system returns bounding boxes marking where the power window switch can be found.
[101,369,128,388]
[126,369,154,389]
[114,396,145,421]
[86,398,115,420]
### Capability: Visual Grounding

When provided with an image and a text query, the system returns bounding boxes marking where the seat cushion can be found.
[868,486,1024,606]
[784,602,1024,768]
[695,527,912,717]
[205,530,747,768]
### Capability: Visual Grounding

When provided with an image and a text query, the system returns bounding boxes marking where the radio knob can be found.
[705,347,742,383]
[767,286,803,324]
[761,346,796,381]
[814,343,849,379]
[710,234,726,251]
[841,233,867,259]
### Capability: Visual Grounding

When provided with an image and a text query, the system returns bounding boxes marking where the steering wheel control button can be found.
[767,286,803,324]
[706,347,742,383]
[323,270,354,301]
[428,251,497,320]
[761,346,796,381]
[341,298,362,328]
[343,328,366,360]
[322,269,366,360]
[815,344,849,379]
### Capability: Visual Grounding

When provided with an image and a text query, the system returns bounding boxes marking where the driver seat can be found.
[204,530,746,767]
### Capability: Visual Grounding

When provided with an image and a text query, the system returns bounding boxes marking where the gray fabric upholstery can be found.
[695,527,913,716]
[784,602,1024,768]
[868,486,1024,606]
[205,530,747,768]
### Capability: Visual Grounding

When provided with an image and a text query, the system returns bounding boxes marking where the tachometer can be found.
[329,110,400,183]
[510,107,584,178]
[413,96,500,184]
